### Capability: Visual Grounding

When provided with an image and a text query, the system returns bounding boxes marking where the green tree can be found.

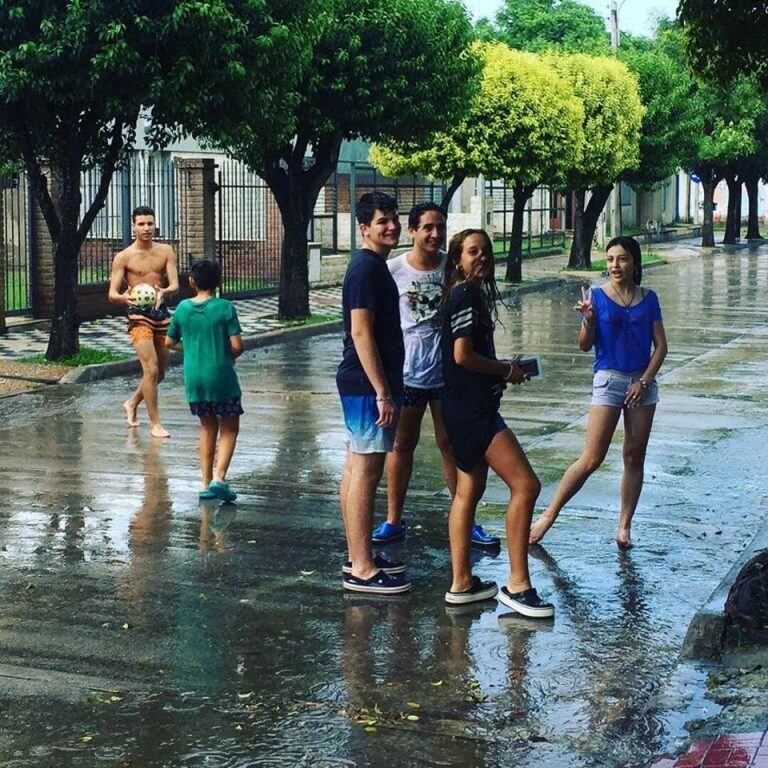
[0,0,317,359]
[486,0,609,54]
[227,0,479,319]
[679,0,768,88]
[684,77,760,247]
[740,100,768,241]
[371,43,584,282]
[620,47,699,192]
[547,53,643,267]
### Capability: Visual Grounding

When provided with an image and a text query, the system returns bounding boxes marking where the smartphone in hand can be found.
[518,356,543,380]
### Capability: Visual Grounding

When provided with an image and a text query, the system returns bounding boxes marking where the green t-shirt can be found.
[166,297,242,404]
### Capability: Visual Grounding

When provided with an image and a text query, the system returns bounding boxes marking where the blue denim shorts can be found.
[340,394,401,453]
[591,370,659,409]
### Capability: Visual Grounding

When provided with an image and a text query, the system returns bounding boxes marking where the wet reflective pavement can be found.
[2,249,768,767]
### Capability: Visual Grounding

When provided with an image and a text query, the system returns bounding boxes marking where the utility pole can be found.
[608,1,622,241]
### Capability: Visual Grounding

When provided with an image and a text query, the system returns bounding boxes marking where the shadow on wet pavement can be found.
[2,250,768,766]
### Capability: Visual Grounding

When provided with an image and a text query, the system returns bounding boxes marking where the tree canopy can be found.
[228,0,479,318]
[482,0,610,54]
[620,46,699,190]
[0,0,320,358]
[679,0,768,87]
[545,53,643,266]
[370,42,583,199]
[547,53,643,190]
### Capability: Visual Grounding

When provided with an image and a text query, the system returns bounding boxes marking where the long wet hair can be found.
[443,228,503,326]
[606,235,643,285]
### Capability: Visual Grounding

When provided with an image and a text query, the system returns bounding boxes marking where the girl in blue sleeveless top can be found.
[530,236,668,549]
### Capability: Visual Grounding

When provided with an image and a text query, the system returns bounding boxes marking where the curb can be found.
[40,277,568,387]
[59,319,346,385]
[680,524,768,660]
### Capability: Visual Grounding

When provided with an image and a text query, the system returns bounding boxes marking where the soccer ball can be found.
[130,283,157,308]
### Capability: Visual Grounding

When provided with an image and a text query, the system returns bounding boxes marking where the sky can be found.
[468,0,679,37]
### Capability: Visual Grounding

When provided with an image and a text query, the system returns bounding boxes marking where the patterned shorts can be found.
[189,398,244,418]
[402,385,443,408]
[127,305,171,349]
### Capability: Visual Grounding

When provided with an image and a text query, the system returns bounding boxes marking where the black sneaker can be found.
[343,570,412,595]
[342,554,406,575]
[444,575,498,605]
[498,586,554,618]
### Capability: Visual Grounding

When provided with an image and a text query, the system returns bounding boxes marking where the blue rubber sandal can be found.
[208,481,237,502]
[199,487,216,499]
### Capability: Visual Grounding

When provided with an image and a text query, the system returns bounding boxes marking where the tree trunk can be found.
[440,172,465,211]
[45,228,80,359]
[745,175,762,240]
[723,175,741,245]
[701,180,716,247]
[569,189,587,268]
[569,185,611,268]
[278,204,311,319]
[505,184,535,283]
[262,132,342,321]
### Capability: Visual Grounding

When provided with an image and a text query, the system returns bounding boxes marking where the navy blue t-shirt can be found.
[336,249,405,397]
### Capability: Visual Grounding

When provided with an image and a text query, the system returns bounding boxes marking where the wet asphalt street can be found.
[2,248,768,767]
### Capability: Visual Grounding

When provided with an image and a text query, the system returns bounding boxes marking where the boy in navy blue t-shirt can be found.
[337,192,411,595]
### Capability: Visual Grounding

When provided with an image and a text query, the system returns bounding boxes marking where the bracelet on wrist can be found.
[638,379,648,390]
[376,395,393,403]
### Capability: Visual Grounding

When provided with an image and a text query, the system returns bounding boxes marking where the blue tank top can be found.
[591,287,662,373]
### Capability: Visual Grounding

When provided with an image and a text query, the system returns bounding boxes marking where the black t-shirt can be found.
[336,249,405,396]
[441,282,503,405]
[441,282,505,472]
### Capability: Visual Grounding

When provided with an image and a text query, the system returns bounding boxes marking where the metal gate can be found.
[216,159,283,297]
[486,181,566,259]
[1,172,31,315]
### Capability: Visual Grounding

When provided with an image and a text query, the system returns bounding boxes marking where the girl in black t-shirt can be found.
[441,229,553,618]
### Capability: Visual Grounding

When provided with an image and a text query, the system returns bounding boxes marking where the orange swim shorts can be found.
[127,307,171,349]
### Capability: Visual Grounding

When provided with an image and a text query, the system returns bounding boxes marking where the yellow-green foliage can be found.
[546,53,644,188]
[370,41,584,187]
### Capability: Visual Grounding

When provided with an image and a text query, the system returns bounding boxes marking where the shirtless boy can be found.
[108,206,179,438]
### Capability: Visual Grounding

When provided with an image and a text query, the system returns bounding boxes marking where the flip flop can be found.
[199,488,216,499]
[208,481,237,502]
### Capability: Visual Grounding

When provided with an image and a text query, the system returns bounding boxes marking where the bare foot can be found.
[123,400,140,428]
[616,527,633,549]
[150,424,171,439]
[529,514,555,544]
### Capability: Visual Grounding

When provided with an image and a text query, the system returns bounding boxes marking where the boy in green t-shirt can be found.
[165,259,244,502]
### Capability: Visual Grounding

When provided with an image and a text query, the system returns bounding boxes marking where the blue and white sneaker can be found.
[343,570,412,595]
[471,523,500,548]
[372,519,408,543]
[342,554,406,575]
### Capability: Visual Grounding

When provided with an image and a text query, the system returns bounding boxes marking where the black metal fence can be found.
[485,181,566,259]
[216,159,284,297]
[79,153,182,284]
[310,161,447,254]
[1,172,30,314]
[2,153,570,320]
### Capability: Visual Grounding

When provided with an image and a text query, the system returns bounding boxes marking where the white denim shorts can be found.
[591,369,659,409]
